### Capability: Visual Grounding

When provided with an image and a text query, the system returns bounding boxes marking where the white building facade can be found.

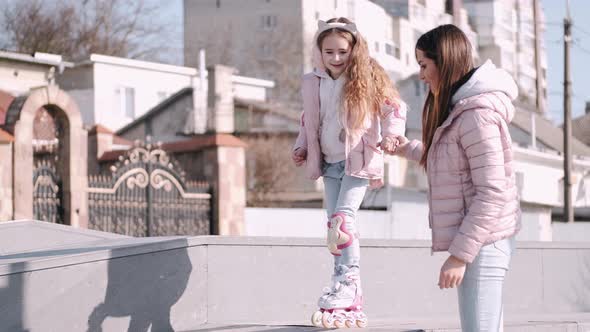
[463,0,548,112]
[57,54,274,131]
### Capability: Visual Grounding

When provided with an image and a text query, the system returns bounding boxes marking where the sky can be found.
[541,0,590,124]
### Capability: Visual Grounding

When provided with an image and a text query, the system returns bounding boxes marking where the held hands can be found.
[292,148,307,166]
[438,255,467,289]
[378,135,409,155]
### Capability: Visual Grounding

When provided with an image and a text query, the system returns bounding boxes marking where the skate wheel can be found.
[311,311,323,327]
[334,319,346,328]
[356,318,368,328]
[321,312,334,328]
[345,319,355,328]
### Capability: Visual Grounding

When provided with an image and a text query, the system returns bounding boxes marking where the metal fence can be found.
[87,144,211,236]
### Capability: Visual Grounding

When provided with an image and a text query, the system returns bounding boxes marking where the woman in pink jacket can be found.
[292,18,406,328]
[394,25,521,331]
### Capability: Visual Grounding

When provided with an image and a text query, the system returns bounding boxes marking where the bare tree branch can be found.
[1,0,167,61]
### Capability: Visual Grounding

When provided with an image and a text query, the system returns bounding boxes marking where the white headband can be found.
[317,20,358,36]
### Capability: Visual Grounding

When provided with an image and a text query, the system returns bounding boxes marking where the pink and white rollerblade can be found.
[311,266,367,328]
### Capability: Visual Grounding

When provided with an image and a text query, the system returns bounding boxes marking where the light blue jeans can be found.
[322,161,369,270]
[458,236,516,332]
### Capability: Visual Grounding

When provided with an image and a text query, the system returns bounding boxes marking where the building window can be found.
[315,11,320,20]
[117,87,135,118]
[334,0,338,8]
[216,0,220,8]
[385,43,394,56]
[260,43,273,58]
[261,15,277,30]
[385,43,400,59]
[375,41,380,53]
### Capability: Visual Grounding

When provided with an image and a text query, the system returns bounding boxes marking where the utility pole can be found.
[532,0,544,114]
[563,0,573,223]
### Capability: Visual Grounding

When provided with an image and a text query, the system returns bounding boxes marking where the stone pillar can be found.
[202,134,246,235]
[207,65,234,134]
[0,131,14,220]
[87,125,115,175]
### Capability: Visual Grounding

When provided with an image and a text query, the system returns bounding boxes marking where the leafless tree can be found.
[1,0,167,61]
[253,26,304,104]
[244,135,296,206]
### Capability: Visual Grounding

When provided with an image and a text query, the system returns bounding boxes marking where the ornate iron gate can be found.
[33,158,64,223]
[88,144,211,236]
[33,108,64,224]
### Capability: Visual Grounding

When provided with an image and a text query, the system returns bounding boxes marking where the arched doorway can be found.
[4,85,87,227]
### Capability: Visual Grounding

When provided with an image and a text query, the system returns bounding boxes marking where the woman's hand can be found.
[292,148,307,166]
[378,136,399,154]
[438,255,466,289]
[378,135,410,155]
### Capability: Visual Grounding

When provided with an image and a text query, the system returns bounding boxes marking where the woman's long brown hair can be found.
[317,17,399,134]
[416,24,473,167]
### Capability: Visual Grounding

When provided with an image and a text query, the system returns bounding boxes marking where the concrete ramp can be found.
[1,220,589,332]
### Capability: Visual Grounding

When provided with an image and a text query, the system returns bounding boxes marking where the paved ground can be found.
[185,313,590,332]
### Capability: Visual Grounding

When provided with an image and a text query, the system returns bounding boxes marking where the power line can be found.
[573,25,590,38]
[573,41,590,56]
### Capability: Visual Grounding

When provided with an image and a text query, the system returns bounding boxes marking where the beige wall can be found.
[0,60,52,95]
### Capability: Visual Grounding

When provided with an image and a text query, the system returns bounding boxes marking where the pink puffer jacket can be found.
[293,24,406,188]
[404,60,521,263]
[293,71,406,186]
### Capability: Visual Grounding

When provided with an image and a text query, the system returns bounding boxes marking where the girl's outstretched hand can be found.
[378,135,407,155]
[292,148,307,166]
[379,135,410,155]
[438,255,466,289]
[378,136,398,154]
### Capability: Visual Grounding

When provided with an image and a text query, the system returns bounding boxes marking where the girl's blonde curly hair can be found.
[317,17,399,134]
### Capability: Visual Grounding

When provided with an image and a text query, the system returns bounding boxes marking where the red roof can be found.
[161,134,247,153]
[98,134,247,162]
[88,124,115,135]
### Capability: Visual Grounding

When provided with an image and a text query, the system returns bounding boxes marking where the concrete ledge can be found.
[1,221,589,331]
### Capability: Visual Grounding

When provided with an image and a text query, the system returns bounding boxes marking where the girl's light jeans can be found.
[458,236,516,332]
[322,161,368,270]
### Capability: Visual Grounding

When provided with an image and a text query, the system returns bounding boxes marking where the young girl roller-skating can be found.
[292,17,407,328]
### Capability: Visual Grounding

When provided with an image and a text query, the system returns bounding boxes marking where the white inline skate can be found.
[311,266,367,328]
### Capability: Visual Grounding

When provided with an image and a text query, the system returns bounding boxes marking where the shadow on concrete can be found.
[87,238,192,332]
[0,262,29,332]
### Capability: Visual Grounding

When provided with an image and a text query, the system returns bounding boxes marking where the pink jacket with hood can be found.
[293,28,407,187]
[404,60,521,263]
